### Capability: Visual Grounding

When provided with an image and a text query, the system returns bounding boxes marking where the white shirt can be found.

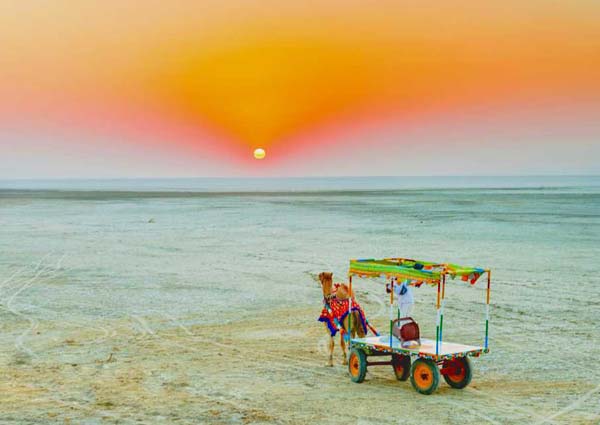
[394,280,414,316]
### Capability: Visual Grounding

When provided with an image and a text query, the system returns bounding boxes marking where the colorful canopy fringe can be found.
[348,258,487,286]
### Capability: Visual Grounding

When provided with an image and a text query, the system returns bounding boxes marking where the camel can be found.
[317,272,367,367]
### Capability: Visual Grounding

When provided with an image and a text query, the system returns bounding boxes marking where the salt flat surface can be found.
[0,177,599,424]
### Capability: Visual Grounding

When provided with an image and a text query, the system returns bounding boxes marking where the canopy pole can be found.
[439,274,446,350]
[389,277,394,349]
[435,278,441,356]
[484,271,491,350]
[348,274,353,344]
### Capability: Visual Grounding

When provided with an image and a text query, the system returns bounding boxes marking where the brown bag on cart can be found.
[392,317,421,347]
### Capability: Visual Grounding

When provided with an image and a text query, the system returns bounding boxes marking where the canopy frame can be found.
[347,257,491,356]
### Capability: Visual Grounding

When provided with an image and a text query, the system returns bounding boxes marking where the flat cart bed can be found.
[351,335,487,361]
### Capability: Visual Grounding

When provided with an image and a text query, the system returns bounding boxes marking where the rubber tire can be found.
[348,348,367,383]
[392,354,411,381]
[442,357,472,389]
[410,358,440,395]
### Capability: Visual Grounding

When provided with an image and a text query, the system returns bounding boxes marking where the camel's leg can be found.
[324,324,334,367]
[345,315,357,339]
[340,333,348,365]
[341,316,353,364]
[354,311,366,338]
[328,337,335,367]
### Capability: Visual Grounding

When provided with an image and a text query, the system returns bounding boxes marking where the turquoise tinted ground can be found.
[1,175,599,329]
[0,176,599,422]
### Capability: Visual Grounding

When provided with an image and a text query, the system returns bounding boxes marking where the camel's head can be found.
[318,272,333,298]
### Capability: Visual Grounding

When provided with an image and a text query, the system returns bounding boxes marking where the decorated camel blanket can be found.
[318,284,368,337]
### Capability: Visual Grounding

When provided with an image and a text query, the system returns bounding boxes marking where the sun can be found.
[253,148,266,160]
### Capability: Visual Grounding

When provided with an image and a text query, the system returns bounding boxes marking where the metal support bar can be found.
[389,277,394,349]
[484,271,491,349]
[440,274,446,348]
[367,351,392,357]
[366,361,393,366]
[348,274,353,344]
[435,278,441,356]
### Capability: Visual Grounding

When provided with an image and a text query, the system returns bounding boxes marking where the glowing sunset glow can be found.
[254,148,266,160]
[0,1,598,177]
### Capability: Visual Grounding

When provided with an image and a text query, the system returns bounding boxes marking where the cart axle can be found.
[366,360,393,366]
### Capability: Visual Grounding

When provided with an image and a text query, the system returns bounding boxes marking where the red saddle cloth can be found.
[318,285,367,337]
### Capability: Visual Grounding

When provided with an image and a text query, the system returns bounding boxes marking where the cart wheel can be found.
[442,357,472,389]
[348,348,367,383]
[410,358,440,395]
[392,354,411,381]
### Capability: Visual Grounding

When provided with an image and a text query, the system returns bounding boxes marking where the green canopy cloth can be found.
[348,258,488,286]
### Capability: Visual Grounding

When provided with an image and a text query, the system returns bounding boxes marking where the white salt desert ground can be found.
[0,177,599,424]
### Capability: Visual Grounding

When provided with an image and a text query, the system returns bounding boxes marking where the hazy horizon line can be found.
[1,174,599,182]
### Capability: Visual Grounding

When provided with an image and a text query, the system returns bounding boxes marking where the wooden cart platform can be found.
[351,335,487,361]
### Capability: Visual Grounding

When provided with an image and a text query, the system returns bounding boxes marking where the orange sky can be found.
[0,1,599,177]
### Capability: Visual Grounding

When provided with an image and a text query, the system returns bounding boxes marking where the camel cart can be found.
[346,258,491,395]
